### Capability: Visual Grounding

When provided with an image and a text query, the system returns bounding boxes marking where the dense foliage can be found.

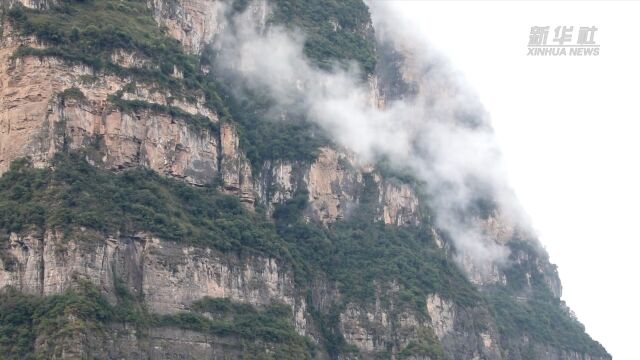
[272,175,479,309]
[0,282,313,359]
[160,297,311,353]
[0,288,40,359]
[213,79,329,170]
[9,1,183,77]
[270,0,376,74]
[397,328,446,360]
[0,281,115,359]
[0,156,473,308]
[0,155,289,258]
[218,0,378,167]
[233,0,376,74]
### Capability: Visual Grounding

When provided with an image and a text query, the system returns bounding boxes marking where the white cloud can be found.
[205,0,640,357]
[212,2,536,276]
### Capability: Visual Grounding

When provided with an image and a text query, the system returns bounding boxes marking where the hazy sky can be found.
[390,1,639,358]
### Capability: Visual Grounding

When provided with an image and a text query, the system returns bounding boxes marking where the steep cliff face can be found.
[0,228,306,320]
[250,145,422,227]
[0,1,609,360]
[150,0,270,54]
[0,5,416,217]
[0,24,220,183]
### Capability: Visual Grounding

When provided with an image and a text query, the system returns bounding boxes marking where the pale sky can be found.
[390,1,639,359]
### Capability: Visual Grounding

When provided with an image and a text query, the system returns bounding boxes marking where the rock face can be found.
[305,148,361,223]
[0,1,609,360]
[0,37,418,221]
[334,287,503,359]
[150,0,227,54]
[220,122,255,204]
[150,0,270,54]
[0,229,305,317]
[0,40,220,185]
[253,147,422,225]
[0,227,540,360]
[0,5,421,220]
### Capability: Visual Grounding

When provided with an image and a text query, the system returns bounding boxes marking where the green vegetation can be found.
[0,282,313,359]
[0,156,477,356]
[488,290,608,357]
[156,297,313,358]
[230,0,376,73]
[272,175,479,309]
[57,86,86,103]
[0,280,115,359]
[0,154,289,258]
[8,0,191,79]
[0,288,39,359]
[163,297,296,343]
[0,155,473,309]
[398,328,446,360]
[269,0,376,74]
[213,80,329,170]
[219,0,379,167]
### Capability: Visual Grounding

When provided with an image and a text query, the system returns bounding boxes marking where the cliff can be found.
[0,1,609,359]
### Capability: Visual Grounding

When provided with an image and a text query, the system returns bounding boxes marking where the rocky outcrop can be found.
[426,294,455,340]
[449,210,564,299]
[335,288,504,359]
[220,122,255,204]
[70,102,220,185]
[426,294,504,360]
[252,147,422,224]
[150,0,270,54]
[305,148,361,223]
[0,229,306,323]
[150,0,228,54]
[377,176,421,226]
[254,160,297,210]
[143,239,300,315]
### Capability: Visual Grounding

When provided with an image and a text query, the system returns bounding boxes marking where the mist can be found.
[209,1,533,275]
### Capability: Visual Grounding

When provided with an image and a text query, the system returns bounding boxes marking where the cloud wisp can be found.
[210,1,534,276]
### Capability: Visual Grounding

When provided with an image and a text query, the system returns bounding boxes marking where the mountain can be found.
[0,1,609,359]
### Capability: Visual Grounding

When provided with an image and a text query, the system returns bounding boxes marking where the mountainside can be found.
[0,1,609,359]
